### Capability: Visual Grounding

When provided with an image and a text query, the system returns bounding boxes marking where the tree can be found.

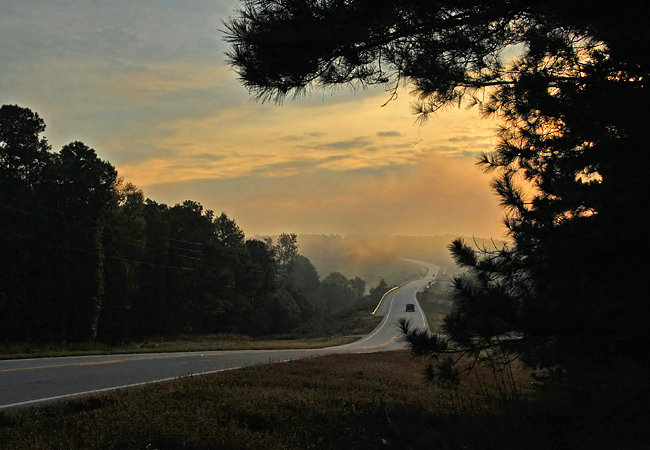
[99,180,147,342]
[0,104,50,185]
[368,279,389,305]
[321,271,357,312]
[225,0,650,410]
[0,105,53,340]
[349,276,366,299]
[273,232,299,284]
[214,212,245,249]
[1,107,122,341]
[289,254,321,292]
[54,141,118,340]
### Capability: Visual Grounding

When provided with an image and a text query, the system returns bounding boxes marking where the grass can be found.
[287,309,383,340]
[0,308,384,360]
[416,277,453,331]
[1,351,647,449]
[0,351,524,449]
[0,334,361,360]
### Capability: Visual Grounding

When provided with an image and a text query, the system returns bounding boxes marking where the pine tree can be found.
[225,0,650,409]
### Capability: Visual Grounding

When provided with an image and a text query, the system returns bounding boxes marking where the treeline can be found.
[0,105,385,343]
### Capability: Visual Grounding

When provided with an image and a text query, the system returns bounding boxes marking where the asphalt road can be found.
[0,259,439,410]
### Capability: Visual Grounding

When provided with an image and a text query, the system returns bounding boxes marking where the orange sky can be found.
[0,1,506,238]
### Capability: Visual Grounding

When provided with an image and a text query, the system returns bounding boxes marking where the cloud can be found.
[0,1,237,65]
[145,153,505,238]
[112,85,500,191]
[191,153,229,161]
[446,135,491,143]
[280,135,306,142]
[1,1,506,239]
[302,136,375,151]
[279,131,328,142]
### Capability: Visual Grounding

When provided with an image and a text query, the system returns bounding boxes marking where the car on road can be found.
[405,303,415,312]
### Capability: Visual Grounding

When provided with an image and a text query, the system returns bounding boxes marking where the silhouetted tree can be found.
[289,254,320,292]
[55,141,118,340]
[0,105,53,340]
[99,180,147,342]
[225,0,650,413]
[349,276,366,299]
[273,232,298,284]
[368,279,389,306]
[0,104,50,185]
[321,271,358,312]
[214,212,245,249]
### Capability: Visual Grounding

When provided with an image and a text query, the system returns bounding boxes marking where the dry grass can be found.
[0,313,384,360]
[0,351,531,450]
[1,351,646,449]
[0,334,360,360]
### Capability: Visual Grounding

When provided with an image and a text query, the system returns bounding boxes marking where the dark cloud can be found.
[377,130,403,137]
[246,154,352,177]
[280,135,304,142]
[191,153,229,161]
[113,147,180,165]
[456,150,483,158]
[446,135,490,143]
[280,131,327,142]
[301,136,375,151]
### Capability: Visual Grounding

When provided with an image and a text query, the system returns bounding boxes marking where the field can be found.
[2,349,647,449]
[0,351,522,449]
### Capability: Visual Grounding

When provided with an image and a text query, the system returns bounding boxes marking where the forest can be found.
[0,104,386,344]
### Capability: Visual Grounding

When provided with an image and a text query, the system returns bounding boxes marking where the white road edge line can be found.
[0,366,244,411]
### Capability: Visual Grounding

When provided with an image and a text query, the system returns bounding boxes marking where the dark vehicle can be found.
[405,303,415,312]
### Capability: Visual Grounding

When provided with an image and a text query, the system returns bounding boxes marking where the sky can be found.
[0,0,506,238]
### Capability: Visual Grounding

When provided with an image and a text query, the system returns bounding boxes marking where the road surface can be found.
[0,260,439,409]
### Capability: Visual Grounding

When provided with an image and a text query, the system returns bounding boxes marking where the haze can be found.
[0,0,504,238]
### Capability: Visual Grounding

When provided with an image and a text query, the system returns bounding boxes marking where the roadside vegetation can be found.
[3,350,644,449]
[0,285,385,360]
[0,334,361,360]
[0,351,534,449]
[415,272,454,331]
[0,292,384,360]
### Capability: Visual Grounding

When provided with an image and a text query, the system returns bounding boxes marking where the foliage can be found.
[0,104,374,343]
[225,0,650,408]
[271,232,299,284]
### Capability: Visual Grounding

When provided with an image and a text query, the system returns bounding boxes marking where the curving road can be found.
[337,258,438,351]
[0,260,439,410]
